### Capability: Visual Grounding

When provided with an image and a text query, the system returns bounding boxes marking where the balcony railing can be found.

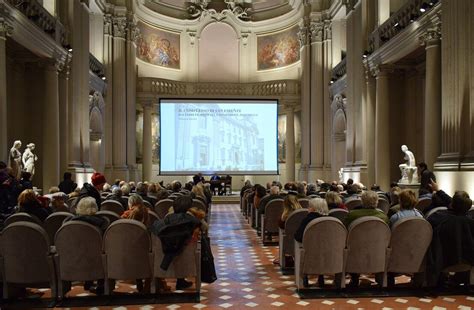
[331,57,346,81]
[137,78,300,97]
[89,53,105,78]
[368,0,439,51]
[6,0,66,46]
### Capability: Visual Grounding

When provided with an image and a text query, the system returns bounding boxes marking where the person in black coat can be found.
[58,172,77,195]
[426,190,474,287]
[418,162,436,192]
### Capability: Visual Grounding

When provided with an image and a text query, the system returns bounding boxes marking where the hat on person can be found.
[91,172,106,187]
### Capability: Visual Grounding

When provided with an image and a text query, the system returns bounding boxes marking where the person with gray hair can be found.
[344,190,389,227]
[68,197,109,232]
[256,185,282,229]
[306,183,318,196]
[136,182,156,206]
[106,187,128,209]
[294,198,329,243]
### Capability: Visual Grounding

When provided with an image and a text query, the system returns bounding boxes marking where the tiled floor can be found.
[19,203,474,309]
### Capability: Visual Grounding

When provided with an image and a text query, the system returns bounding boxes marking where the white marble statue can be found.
[22,143,38,179]
[9,140,22,179]
[398,145,418,184]
[338,168,344,184]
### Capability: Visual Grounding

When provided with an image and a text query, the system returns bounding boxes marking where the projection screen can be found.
[159,99,278,175]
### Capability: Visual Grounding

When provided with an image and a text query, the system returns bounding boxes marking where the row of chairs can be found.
[3,210,161,245]
[1,219,201,299]
[100,199,207,218]
[293,216,474,289]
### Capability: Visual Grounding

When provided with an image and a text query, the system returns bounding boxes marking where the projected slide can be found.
[160,99,278,175]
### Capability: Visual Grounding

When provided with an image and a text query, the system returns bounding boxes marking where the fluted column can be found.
[421,28,441,168]
[298,22,310,181]
[285,107,296,182]
[0,20,11,163]
[374,66,391,190]
[111,15,129,181]
[58,63,69,175]
[103,14,114,180]
[43,61,60,190]
[365,70,376,186]
[67,0,90,173]
[309,20,325,171]
[126,17,138,180]
[142,104,153,182]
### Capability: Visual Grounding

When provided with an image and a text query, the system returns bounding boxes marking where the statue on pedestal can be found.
[398,145,418,184]
[9,140,22,179]
[22,143,38,179]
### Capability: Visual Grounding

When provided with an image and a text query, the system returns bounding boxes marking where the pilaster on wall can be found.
[0,19,12,163]
[103,4,138,182]
[435,0,474,194]
[298,10,333,182]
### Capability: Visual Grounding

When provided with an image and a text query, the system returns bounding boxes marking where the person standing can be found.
[417,162,436,192]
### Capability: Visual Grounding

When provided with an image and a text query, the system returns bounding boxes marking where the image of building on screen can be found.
[174,103,264,172]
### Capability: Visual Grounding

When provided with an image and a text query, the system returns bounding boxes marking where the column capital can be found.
[0,18,13,40]
[370,64,396,78]
[419,26,441,47]
[126,16,140,44]
[297,21,310,47]
[112,15,128,39]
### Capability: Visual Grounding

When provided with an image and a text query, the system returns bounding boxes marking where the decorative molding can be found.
[187,29,197,45]
[112,15,127,38]
[137,78,301,109]
[187,0,250,22]
[241,31,250,46]
[127,17,140,44]
[0,1,68,66]
[419,24,441,46]
[310,20,324,43]
[103,13,112,35]
[0,17,13,38]
[297,21,309,46]
[331,93,346,114]
[332,57,346,81]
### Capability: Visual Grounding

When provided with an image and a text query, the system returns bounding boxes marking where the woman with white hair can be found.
[294,198,329,243]
[68,197,109,232]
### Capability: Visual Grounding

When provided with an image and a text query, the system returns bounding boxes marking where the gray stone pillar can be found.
[0,20,11,163]
[374,66,391,190]
[126,18,137,180]
[103,14,114,180]
[365,71,376,186]
[298,23,310,181]
[285,107,295,182]
[142,104,153,182]
[43,61,60,190]
[421,28,441,168]
[58,64,69,175]
[111,15,129,181]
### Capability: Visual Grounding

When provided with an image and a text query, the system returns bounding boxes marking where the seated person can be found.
[345,190,389,227]
[17,189,53,222]
[389,189,423,227]
[67,196,109,295]
[257,186,282,224]
[122,194,149,225]
[306,183,318,196]
[325,191,347,210]
[426,191,474,287]
[105,187,128,210]
[344,190,389,287]
[294,198,329,243]
[48,191,69,212]
[151,196,204,290]
[192,173,205,185]
[209,173,222,195]
[278,193,302,229]
[136,182,157,207]
[121,194,152,293]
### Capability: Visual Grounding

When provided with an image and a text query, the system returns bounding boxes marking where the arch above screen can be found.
[159,99,279,175]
